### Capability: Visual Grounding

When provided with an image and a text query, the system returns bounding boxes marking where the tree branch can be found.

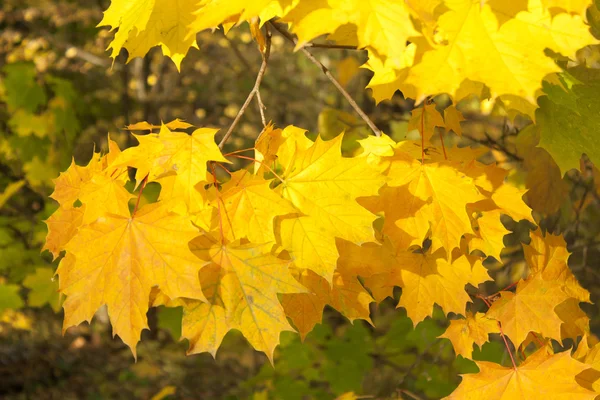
[218,26,272,149]
[269,20,381,137]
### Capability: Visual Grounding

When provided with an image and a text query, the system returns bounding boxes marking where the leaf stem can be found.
[478,294,517,370]
[486,281,518,299]
[218,25,272,149]
[269,20,381,137]
[209,163,226,243]
[421,107,425,163]
[132,176,148,217]
[439,130,448,160]
[228,154,284,182]
[223,147,256,157]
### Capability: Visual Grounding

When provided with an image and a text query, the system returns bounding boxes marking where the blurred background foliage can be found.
[2,0,600,399]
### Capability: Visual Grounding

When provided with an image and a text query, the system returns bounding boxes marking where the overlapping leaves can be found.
[99,0,598,113]
[44,113,597,396]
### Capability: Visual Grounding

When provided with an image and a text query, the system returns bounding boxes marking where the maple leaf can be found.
[537,67,600,175]
[281,267,373,340]
[99,0,198,70]
[447,348,595,399]
[276,135,386,282]
[444,105,465,136]
[466,201,510,261]
[181,263,229,358]
[524,229,590,303]
[204,170,296,243]
[398,249,490,324]
[116,124,228,201]
[58,202,207,356]
[517,125,569,214]
[338,239,490,324]
[284,0,419,67]
[407,103,445,142]
[440,312,500,359]
[485,275,570,347]
[187,239,307,361]
[368,1,596,107]
[386,154,485,253]
[43,206,84,260]
[50,155,102,209]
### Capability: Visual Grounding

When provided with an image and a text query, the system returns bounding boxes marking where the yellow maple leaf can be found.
[444,105,465,136]
[369,1,596,108]
[206,170,296,243]
[387,155,485,253]
[399,250,490,324]
[447,348,595,399]
[338,239,490,323]
[440,312,500,359]
[281,267,373,339]
[485,274,570,347]
[407,102,445,142]
[43,206,84,260]
[78,173,134,224]
[276,135,385,282]
[50,155,102,209]
[190,240,307,361]
[99,0,199,70]
[524,229,590,303]
[466,200,510,261]
[284,0,419,68]
[181,263,230,357]
[58,202,207,356]
[116,124,228,202]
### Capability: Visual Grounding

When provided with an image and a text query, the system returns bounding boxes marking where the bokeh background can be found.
[2,1,600,399]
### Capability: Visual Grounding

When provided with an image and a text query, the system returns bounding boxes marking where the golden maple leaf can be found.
[276,134,386,282]
[58,201,207,356]
[485,274,570,347]
[99,0,199,70]
[204,170,296,243]
[448,348,594,399]
[440,312,500,359]
[387,155,485,253]
[524,228,590,303]
[281,267,373,339]
[185,239,307,362]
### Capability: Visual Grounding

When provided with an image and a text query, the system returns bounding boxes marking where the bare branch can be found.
[218,26,272,149]
[269,20,381,137]
[255,90,267,127]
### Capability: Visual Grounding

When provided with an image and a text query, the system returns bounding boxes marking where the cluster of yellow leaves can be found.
[99,0,598,114]
[44,113,596,395]
[42,105,525,355]
[440,228,594,398]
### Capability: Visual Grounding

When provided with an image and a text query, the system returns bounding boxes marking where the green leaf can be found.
[0,283,24,312]
[2,63,46,112]
[23,268,60,311]
[537,67,600,174]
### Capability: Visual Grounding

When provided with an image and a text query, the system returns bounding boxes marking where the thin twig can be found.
[269,20,381,137]
[255,90,267,127]
[303,42,359,50]
[218,26,272,149]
